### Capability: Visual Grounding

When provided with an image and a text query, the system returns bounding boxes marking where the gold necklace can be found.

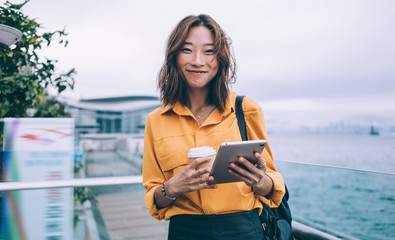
[196,105,214,123]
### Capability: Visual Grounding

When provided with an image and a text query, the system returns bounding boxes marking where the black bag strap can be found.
[235,95,292,226]
[235,95,248,141]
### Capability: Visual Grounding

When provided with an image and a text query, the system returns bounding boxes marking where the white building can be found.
[62,95,161,134]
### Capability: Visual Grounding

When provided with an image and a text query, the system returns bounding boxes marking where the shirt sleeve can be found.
[142,114,170,220]
[243,97,286,208]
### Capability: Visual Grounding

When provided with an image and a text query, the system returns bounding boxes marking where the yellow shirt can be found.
[143,91,285,220]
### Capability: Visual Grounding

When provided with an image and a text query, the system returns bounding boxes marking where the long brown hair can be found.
[157,14,237,112]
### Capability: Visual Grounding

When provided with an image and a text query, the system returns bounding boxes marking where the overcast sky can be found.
[10,0,395,127]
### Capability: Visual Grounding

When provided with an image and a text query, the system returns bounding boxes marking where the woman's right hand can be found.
[165,157,218,197]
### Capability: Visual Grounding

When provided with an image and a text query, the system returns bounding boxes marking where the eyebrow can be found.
[183,42,214,46]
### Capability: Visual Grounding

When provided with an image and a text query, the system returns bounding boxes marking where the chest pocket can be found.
[157,151,189,180]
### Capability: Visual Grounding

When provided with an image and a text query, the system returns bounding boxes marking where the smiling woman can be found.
[158,14,236,113]
[176,26,219,91]
[142,14,286,240]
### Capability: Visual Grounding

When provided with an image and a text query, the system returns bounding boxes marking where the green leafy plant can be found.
[0,3,98,227]
[32,96,71,117]
[0,0,75,118]
[73,162,98,205]
[74,187,98,205]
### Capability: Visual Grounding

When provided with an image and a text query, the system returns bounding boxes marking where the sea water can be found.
[269,133,395,240]
[269,133,395,174]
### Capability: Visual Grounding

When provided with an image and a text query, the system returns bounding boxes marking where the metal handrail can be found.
[0,175,142,191]
[276,159,395,176]
[0,172,361,240]
[1,160,393,192]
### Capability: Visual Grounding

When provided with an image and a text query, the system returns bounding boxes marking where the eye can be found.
[181,48,192,53]
[205,49,215,54]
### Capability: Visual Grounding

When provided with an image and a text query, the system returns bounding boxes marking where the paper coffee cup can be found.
[188,146,216,177]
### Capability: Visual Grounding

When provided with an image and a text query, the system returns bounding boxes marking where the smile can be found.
[187,70,208,74]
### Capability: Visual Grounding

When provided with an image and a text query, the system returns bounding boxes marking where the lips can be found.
[187,70,208,73]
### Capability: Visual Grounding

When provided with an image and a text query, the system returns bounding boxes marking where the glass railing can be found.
[1,158,394,240]
[0,182,163,240]
[275,160,395,240]
[0,129,150,239]
[1,135,394,240]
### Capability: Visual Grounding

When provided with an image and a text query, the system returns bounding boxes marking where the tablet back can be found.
[209,140,266,184]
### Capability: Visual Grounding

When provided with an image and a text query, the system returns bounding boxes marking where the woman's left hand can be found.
[228,152,273,196]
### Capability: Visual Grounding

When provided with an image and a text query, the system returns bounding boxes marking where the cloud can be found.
[21,0,395,125]
[257,92,395,127]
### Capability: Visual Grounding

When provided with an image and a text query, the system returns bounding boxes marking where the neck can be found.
[187,87,209,112]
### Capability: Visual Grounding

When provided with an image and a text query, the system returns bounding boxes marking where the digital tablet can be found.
[208,139,267,184]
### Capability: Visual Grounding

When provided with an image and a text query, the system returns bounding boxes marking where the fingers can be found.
[187,175,218,191]
[229,162,262,185]
[228,154,267,186]
[254,153,267,172]
[188,156,212,170]
[188,157,213,180]
[228,167,259,186]
[201,182,218,189]
[190,170,211,184]
[237,156,266,175]
[199,174,217,189]
[173,158,216,193]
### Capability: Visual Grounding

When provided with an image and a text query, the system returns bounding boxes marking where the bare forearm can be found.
[154,182,177,209]
[154,186,173,208]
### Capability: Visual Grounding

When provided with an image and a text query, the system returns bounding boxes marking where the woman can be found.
[143,14,285,239]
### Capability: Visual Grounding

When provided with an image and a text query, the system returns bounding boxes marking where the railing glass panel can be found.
[276,160,395,240]
[0,183,168,240]
[1,161,394,240]
[80,148,142,178]
[1,145,394,239]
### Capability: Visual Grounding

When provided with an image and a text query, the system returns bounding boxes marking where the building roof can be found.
[80,95,159,103]
[62,95,161,112]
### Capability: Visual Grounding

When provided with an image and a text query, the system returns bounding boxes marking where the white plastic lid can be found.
[187,146,216,158]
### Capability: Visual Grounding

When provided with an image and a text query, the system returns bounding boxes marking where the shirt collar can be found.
[160,90,237,124]
[224,90,237,116]
[160,101,192,117]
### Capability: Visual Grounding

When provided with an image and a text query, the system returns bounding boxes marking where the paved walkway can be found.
[97,190,168,240]
[85,150,168,239]
[86,151,140,177]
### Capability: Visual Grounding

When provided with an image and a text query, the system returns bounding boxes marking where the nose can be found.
[191,52,203,66]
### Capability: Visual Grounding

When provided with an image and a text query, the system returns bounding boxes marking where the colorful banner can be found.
[2,118,74,240]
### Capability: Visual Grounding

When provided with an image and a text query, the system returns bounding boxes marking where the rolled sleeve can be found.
[242,97,286,208]
[143,114,169,220]
[257,170,285,208]
[144,185,170,220]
